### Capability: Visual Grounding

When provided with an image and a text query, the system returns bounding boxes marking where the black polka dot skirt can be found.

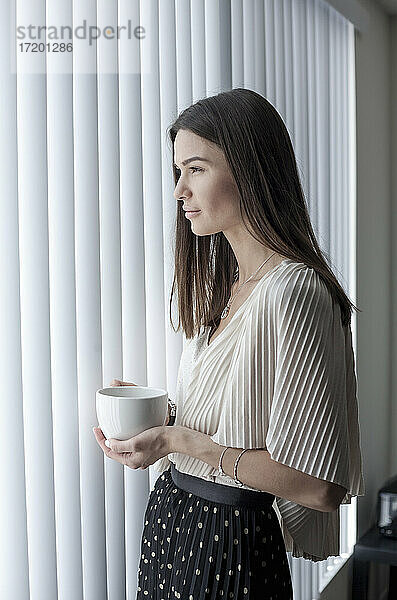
[136,464,293,599]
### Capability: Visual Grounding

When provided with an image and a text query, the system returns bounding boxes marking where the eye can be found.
[174,166,204,178]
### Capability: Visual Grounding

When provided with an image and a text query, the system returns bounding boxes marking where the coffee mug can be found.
[96,385,168,440]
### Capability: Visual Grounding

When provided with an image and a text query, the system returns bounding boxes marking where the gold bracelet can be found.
[234,448,250,487]
[218,446,231,476]
[218,446,250,487]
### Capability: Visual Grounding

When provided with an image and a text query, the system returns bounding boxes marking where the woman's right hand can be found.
[110,379,170,426]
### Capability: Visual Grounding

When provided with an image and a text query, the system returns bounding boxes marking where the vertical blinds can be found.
[0,1,357,599]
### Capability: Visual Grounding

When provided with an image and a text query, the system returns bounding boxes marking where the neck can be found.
[236,252,278,285]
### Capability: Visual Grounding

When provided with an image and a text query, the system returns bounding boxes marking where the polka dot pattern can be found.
[136,468,293,599]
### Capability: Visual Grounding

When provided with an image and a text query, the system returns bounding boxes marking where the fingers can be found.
[92,427,126,465]
[111,379,138,386]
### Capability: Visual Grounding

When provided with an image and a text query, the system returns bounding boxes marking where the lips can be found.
[183,208,200,212]
[185,209,201,219]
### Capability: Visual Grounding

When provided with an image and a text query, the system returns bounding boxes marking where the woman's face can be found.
[173,129,242,236]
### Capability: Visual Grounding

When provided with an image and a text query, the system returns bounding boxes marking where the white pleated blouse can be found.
[153,258,365,562]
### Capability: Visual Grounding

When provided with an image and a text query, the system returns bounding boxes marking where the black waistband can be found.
[170,463,275,508]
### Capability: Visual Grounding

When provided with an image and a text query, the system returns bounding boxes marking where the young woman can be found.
[94,88,365,599]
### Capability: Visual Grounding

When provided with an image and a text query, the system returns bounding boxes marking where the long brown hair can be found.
[167,88,361,339]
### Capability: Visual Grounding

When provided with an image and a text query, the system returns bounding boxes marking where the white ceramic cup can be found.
[96,385,168,440]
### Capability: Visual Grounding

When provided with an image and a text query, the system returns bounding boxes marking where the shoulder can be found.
[268,262,333,324]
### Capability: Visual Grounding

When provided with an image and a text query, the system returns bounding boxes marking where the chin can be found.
[190,223,223,236]
[193,229,221,237]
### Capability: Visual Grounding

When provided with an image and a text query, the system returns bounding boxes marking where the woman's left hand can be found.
[92,425,173,470]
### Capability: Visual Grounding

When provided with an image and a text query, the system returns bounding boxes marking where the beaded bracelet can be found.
[218,446,251,487]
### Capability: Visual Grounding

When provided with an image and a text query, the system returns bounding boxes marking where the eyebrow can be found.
[173,156,212,168]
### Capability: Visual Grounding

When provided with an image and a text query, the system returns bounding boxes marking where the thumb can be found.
[105,438,128,452]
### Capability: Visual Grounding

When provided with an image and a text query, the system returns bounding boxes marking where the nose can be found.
[173,175,191,201]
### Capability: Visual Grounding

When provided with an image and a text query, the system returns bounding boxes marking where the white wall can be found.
[321,1,395,599]
[390,11,397,498]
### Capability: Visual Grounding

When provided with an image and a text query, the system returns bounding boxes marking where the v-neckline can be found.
[205,258,291,349]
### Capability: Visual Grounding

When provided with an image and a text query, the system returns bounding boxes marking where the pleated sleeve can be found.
[265,266,365,507]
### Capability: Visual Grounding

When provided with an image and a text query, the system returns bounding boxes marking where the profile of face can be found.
[173,129,243,236]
